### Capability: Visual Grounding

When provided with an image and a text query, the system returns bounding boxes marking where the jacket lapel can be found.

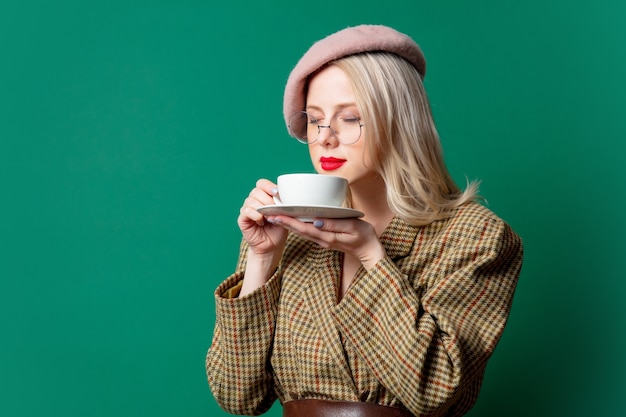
[301,244,358,393]
[379,216,421,260]
[298,217,419,394]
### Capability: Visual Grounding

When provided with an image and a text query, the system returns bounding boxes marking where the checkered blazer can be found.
[206,202,523,416]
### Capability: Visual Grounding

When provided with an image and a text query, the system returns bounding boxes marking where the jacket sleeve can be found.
[206,241,282,415]
[331,214,523,416]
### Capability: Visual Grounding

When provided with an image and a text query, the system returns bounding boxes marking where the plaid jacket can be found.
[206,202,523,416]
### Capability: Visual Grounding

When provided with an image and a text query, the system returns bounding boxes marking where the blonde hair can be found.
[332,52,480,225]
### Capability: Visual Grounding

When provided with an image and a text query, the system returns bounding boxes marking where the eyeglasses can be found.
[288,111,364,145]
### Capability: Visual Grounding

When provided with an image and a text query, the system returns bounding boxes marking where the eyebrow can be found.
[305,103,358,112]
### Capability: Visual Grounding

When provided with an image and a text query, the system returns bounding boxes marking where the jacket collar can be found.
[379,216,420,259]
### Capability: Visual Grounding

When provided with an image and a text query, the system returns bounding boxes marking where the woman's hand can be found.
[238,179,288,256]
[238,179,289,296]
[266,215,386,270]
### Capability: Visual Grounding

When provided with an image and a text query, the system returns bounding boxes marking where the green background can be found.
[1,0,624,416]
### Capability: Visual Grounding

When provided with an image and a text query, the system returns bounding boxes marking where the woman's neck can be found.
[349,176,394,236]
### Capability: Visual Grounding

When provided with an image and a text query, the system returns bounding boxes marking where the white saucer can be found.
[257,204,364,222]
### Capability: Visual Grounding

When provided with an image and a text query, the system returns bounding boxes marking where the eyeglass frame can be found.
[288,110,365,145]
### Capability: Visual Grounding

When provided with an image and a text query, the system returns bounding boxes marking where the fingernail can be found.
[313,219,324,228]
[270,187,278,195]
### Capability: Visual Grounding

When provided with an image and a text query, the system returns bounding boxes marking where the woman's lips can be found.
[320,157,346,170]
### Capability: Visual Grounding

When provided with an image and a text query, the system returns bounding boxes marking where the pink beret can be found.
[283,24,426,130]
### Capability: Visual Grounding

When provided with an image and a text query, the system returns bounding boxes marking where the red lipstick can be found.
[320,157,346,171]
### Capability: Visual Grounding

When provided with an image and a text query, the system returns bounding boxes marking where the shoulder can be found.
[444,202,523,260]
[451,201,503,224]
[419,202,522,254]
[441,201,514,235]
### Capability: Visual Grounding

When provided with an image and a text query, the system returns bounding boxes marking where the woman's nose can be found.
[317,125,338,146]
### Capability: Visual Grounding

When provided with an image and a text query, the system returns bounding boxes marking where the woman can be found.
[206,25,523,417]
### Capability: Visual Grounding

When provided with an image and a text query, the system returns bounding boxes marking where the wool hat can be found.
[283,24,426,132]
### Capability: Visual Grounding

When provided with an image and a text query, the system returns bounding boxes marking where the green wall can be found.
[1,1,624,416]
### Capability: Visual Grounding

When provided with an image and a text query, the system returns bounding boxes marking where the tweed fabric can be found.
[206,202,523,416]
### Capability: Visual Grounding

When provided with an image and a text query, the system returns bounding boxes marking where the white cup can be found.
[275,174,347,207]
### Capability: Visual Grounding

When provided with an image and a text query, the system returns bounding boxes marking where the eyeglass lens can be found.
[288,111,362,144]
